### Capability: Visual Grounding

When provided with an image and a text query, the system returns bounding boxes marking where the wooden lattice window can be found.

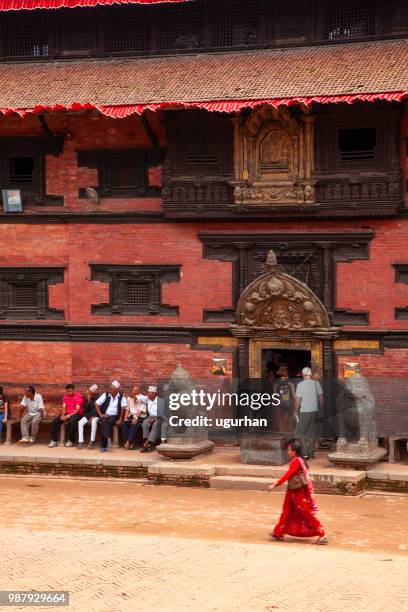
[338,128,377,164]
[325,0,376,40]
[12,284,38,309]
[56,8,97,55]
[2,10,48,58]
[0,140,44,202]
[211,0,260,48]
[273,1,308,41]
[90,265,180,316]
[77,148,164,198]
[104,6,151,53]
[158,2,204,50]
[124,281,151,306]
[385,0,408,35]
[0,268,64,320]
[168,112,233,175]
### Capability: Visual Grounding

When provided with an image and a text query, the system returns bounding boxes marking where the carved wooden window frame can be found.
[165,111,233,177]
[0,137,64,206]
[0,267,65,320]
[315,110,388,174]
[198,231,374,326]
[90,264,180,316]
[77,148,164,199]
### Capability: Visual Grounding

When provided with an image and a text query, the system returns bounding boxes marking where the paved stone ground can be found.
[1,477,408,612]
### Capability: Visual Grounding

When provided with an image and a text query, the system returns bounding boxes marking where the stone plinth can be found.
[240,434,291,465]
[328,442,387,470]
[157,439,215,460]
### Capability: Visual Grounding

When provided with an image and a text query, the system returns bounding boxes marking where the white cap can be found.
[148,385,157,393]
[89,384,98,393]
[111,380,121,389]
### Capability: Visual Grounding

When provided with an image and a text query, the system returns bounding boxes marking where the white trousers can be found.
[78,416,99,443]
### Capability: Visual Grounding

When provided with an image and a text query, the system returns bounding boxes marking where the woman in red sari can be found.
[268,440,328,544]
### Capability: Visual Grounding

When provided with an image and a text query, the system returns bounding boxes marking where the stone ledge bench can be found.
[5,417,66,446]
[4,417,121,447]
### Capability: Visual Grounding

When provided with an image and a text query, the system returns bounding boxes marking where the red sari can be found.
[272,456,325,539]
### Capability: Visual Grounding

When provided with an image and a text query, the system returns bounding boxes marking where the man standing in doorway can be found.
[294,367,323,460]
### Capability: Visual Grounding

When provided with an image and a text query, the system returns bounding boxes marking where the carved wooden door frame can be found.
[248,337,323,379]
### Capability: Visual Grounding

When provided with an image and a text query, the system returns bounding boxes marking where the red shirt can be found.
[63,392,84,416]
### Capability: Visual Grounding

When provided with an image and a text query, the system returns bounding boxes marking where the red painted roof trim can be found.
[0,91,406,118]
[0,0,185,10]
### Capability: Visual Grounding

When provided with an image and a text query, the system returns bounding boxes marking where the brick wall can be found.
[0,340,233,415]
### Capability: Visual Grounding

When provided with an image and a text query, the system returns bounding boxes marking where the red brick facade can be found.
[0,106,408,434]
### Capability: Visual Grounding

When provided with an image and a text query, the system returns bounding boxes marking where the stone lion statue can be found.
[336,363,377,452]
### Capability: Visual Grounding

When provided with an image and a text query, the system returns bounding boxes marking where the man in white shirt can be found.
[295,367,324,460]
[95,380,127,452]
[139,385,166,453]
[19,385,45,443]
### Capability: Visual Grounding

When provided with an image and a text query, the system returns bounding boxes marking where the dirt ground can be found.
[2,476,408,611]
[1,475,407,555]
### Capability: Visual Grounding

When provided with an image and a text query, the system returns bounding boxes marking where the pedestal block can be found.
[157,439,215,460]
[328,441,387,470]
[240,434,291,465]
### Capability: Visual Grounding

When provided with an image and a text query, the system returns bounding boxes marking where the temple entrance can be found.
[231,249,338,465]
[263,348,311,380]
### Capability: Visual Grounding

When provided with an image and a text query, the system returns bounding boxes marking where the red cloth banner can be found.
[0,91,406,118]
[0,0,184,10]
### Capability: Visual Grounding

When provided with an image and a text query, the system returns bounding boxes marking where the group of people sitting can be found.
[0,381,167,453]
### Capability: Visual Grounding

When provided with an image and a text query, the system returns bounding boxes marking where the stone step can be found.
[209,475,277,491]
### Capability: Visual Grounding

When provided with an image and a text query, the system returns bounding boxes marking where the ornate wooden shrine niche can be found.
[232,106,314,208]
[235,250,330,331]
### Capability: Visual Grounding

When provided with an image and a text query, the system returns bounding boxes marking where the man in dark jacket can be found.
[95,380,127,452]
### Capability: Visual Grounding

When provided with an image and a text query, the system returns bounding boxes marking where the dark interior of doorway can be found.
[262,348,311,380]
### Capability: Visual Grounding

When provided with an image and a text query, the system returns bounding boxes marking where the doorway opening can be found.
[262,348,311,381]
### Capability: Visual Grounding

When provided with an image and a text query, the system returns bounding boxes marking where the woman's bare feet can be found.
[269,532,284,541]
[316,535,328,545]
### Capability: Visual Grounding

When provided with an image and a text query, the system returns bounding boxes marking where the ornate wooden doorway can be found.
[249,338,323,379]
[230,250,338,382]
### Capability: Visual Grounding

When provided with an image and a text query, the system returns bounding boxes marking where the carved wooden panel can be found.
[233,106,315,207]
[0,267,64,320]
[237,251,330,329]
[90,264,180,316]
[199,231,373,325]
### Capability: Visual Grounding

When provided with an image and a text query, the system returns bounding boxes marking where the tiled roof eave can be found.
[0,0,184,11]
[1,92,406,119]
[0,39,406,116]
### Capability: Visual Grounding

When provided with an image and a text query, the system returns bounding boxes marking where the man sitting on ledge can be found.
[19,385,44,444]
[95,380,127,453]
[49,384,84,448]
[139,385,166,453]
